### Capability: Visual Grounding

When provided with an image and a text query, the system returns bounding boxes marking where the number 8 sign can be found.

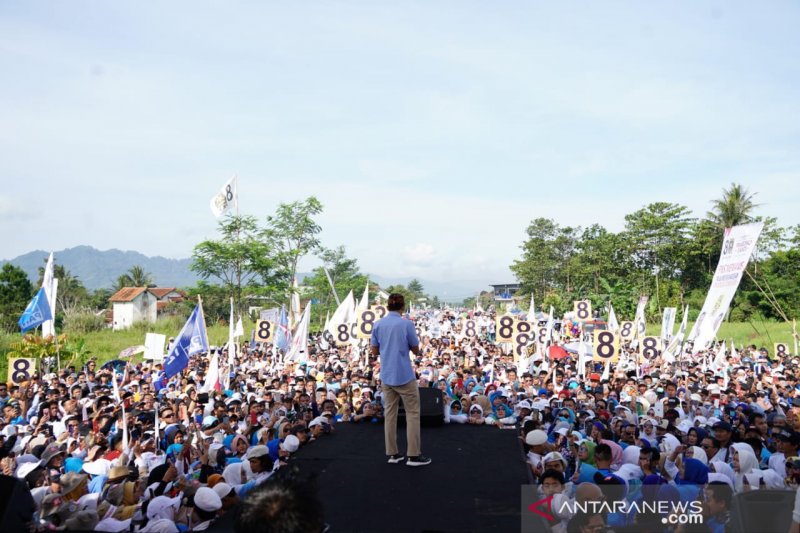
[593,330,619,362]
[574,300,592,322]
[357,309,378,339]
[8,358,35,384]
[255,320,274,342]
[775,343,788,358]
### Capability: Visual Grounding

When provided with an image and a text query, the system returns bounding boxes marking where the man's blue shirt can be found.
[371,311,419,386]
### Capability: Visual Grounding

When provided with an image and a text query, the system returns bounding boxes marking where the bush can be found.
[63,310,107,334]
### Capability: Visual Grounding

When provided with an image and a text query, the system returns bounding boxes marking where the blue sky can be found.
[1,2,799,285]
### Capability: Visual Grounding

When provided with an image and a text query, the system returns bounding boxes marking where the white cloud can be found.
[403,243,436,266]
[0,195,37,221]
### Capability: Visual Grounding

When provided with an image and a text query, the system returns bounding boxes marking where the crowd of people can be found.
[1,305,799,532]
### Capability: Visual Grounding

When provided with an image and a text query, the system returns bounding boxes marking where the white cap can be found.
[525,430,548,446]
[212,482,234,500]
[193,487,222,512]
[281,435,300,453]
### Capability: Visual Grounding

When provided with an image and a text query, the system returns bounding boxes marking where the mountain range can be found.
[1,246,491,301]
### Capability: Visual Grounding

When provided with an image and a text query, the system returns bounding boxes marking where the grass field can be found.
[0,318,796,380]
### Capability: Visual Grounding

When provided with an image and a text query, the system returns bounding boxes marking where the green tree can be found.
[707,183,759,230]
[621,202,694,306]
[511,218,580,299]
[191,215,284,316]
[305,246,367,325]
[407,279,424,299]
[114,265,155,290]
[0,264,34,332]
[35,263,88,313]
[266,197,324,304]
[385,284,414,304]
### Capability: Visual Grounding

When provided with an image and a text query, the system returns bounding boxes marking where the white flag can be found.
[41,252,58,338]
[528,294,535,318]
[359,281,370,310]
[203,351,222,392]
[661,307,677,345]
[290,277,302,328]
[234,317,244,338]
[286,303,311,362]
[326,290,354,341]
[210,174,238,218]
[607,303,620,334]
[663,305,689,362]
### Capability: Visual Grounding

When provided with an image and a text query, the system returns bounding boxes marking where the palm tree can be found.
[114,265,154,290]
[707,183,759,230]
[128,265,154,287]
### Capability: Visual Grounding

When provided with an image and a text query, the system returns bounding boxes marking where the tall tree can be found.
[0,264,34,332]
[35,262,88,312]
[114,265,155,290]
[622,202,694,304]
[511,218,580,298]
[266,196,324,305]
[707,183,759,230]
[191,214,284,315]
[407,279,424,299]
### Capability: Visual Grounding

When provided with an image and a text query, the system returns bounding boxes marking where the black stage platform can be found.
[293,422,530,533]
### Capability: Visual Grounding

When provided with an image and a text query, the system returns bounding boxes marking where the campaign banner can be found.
[689,222,764,349]
[660,307,676,343]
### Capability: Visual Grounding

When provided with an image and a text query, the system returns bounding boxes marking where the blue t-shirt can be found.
[371,311,419,386]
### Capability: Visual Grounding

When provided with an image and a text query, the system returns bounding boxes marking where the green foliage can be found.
[407,279,424,298]
[511,184,800,324]
[191,215,285,317]
[0,264,33,333]
[266,196,324,298]
[63,309,107,334]
[304,245,368,327]
[35,263,88,312]
[114,265,155,291]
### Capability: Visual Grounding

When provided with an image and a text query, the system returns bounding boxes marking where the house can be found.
[109,287,158,331]
[148,287,185,315]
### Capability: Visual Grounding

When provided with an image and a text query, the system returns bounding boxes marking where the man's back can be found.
[372,312,418,386]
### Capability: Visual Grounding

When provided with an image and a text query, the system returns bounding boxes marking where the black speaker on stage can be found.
[398,387,444,426]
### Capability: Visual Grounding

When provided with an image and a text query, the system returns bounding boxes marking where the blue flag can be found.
[275,305,291,352]
[18,287,53,333]
[163,303,209,378]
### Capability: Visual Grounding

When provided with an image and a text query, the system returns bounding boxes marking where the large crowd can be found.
[1,306,799,532]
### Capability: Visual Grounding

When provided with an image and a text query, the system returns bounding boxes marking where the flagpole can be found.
[198,295,210,351]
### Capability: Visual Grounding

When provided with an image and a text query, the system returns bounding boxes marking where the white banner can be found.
[660,307,676,344]
[144,333,166,360]
[210,174,238,218]
[633,295,649,339]
[689,222,764,349]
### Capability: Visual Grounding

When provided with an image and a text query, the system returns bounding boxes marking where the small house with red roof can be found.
[109,287,157,330]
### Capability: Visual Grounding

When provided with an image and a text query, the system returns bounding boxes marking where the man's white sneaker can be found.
[406,455,432,467]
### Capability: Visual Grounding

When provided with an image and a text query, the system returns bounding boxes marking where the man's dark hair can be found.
[640,447,660,463]
[540,469,565,485]
[387,293,405,312]
[706,481,733,507]
[235,477,324,533]
[703,436,721,450]
[594,443,612,462]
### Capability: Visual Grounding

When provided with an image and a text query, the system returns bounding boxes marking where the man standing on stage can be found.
[370,293,432,467]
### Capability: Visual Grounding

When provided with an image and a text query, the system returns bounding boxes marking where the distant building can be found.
[490,283,521,302]
[109,288,157,330]
[148,287,185,315]
[109,287,184,330]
